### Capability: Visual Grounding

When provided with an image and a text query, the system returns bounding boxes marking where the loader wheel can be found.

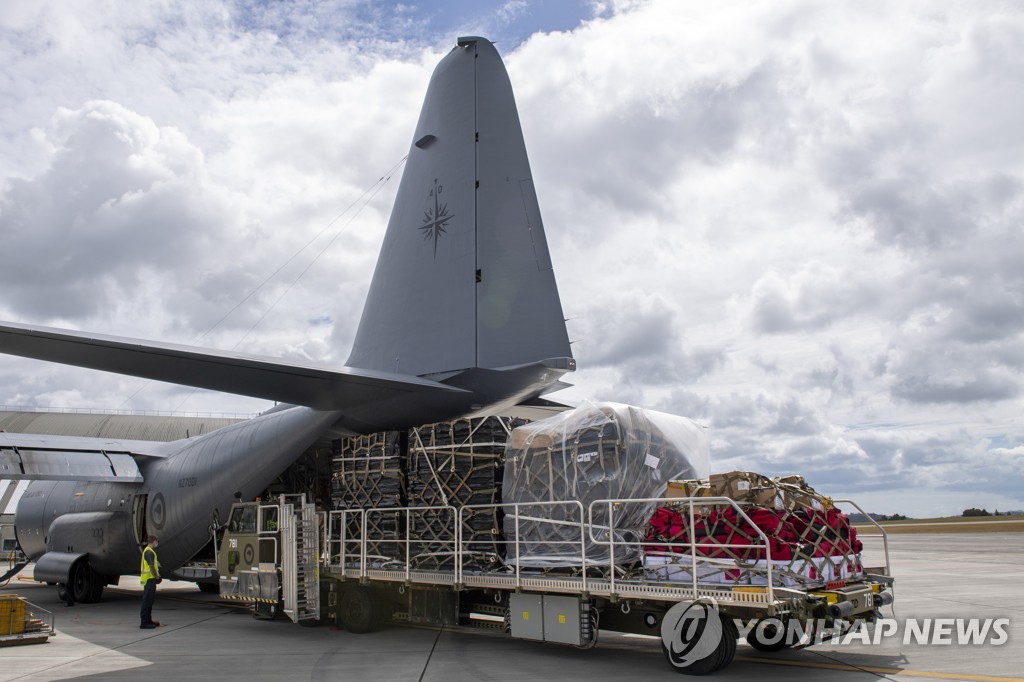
[254,593,283,620]
[713,616,738,672]
[660,600,734,675]
[746,617,793,653]
[340,588,379,634]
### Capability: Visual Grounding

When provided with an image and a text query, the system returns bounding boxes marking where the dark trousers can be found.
[140,579,157,625]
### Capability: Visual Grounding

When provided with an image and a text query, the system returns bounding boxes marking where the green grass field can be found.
[854,514,1024,534]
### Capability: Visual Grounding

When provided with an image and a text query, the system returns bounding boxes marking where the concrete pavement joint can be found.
[417,625,445,682]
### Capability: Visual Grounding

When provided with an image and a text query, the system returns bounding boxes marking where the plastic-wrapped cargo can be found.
[502,401,710,568]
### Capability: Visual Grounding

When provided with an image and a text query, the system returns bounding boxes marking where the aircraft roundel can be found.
[151,493,166,531]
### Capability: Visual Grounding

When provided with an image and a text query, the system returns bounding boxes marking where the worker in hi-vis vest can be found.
[139,535,162,629]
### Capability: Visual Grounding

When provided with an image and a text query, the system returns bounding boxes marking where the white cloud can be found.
[1,0,1022,514]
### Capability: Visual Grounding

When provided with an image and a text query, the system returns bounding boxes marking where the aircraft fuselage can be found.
[15,406,341,578]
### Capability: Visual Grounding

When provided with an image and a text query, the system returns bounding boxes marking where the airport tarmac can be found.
[1,533,1020,682]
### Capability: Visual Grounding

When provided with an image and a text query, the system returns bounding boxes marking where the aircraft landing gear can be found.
[59,560,106,604]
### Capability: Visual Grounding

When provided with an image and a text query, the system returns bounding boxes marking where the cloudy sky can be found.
[1,0,1022,517]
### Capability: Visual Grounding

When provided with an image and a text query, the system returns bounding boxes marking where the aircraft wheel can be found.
[68,561,94,604]
[746,617,793,653]
[339,588,379,634]
[660,600,732,675]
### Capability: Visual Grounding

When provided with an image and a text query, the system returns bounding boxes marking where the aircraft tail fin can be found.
[347,37,572,378]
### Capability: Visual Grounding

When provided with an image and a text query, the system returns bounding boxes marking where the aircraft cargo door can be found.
[132,494,147,547]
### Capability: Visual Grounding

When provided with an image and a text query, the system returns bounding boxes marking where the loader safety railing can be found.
[833,498,891,576]
[326,506,462,585]
[587,496,779,605]
[322,495,877,609]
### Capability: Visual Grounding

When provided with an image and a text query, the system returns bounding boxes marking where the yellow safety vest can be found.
[140,546,160,585]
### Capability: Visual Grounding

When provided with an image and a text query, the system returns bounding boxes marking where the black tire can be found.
[661,601,729,676]
[713,616,738,672]
[339,588,379,634]
[197,582,219,593]
[68,561,93,603]
[746,617,793,653]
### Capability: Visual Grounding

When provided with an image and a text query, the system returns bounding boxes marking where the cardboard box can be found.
[752,486,785,509]
[772,475,834,510]
[510,428,553,451]
[665,479,712,499]
[709,471,773,502]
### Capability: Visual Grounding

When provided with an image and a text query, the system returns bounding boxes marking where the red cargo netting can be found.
[642,474,864,587]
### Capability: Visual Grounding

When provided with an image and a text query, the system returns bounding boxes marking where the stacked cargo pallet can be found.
[330,417,526,570]
[330,404,711,573]
[330,431,407,566]
[407,416,526,569]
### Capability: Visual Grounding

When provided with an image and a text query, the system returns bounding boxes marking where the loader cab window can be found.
[228,505,257,534]
[261,507,279,532]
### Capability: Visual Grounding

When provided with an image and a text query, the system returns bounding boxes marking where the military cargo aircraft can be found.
[0,37,575,602]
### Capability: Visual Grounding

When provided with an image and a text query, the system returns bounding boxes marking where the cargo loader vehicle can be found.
[217,406,894,675]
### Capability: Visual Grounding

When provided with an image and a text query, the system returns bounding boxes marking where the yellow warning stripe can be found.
[738,656,1024,682]
[219,594,279,604]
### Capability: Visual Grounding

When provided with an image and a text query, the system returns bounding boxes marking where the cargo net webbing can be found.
[406,417,526,570]
[502,402,709,571]
[331,432,407,567]
[642,474,865,587]
[329,509,407,569]
[331,417,527,571]
[331,431,406,509]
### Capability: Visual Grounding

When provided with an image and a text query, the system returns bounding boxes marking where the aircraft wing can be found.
[0,432,171,482]
[0,321,467,411]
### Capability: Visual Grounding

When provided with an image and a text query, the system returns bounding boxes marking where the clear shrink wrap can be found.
[502,401,709,568]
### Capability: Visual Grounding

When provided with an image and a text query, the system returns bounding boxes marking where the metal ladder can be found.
[279,495,320,623]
